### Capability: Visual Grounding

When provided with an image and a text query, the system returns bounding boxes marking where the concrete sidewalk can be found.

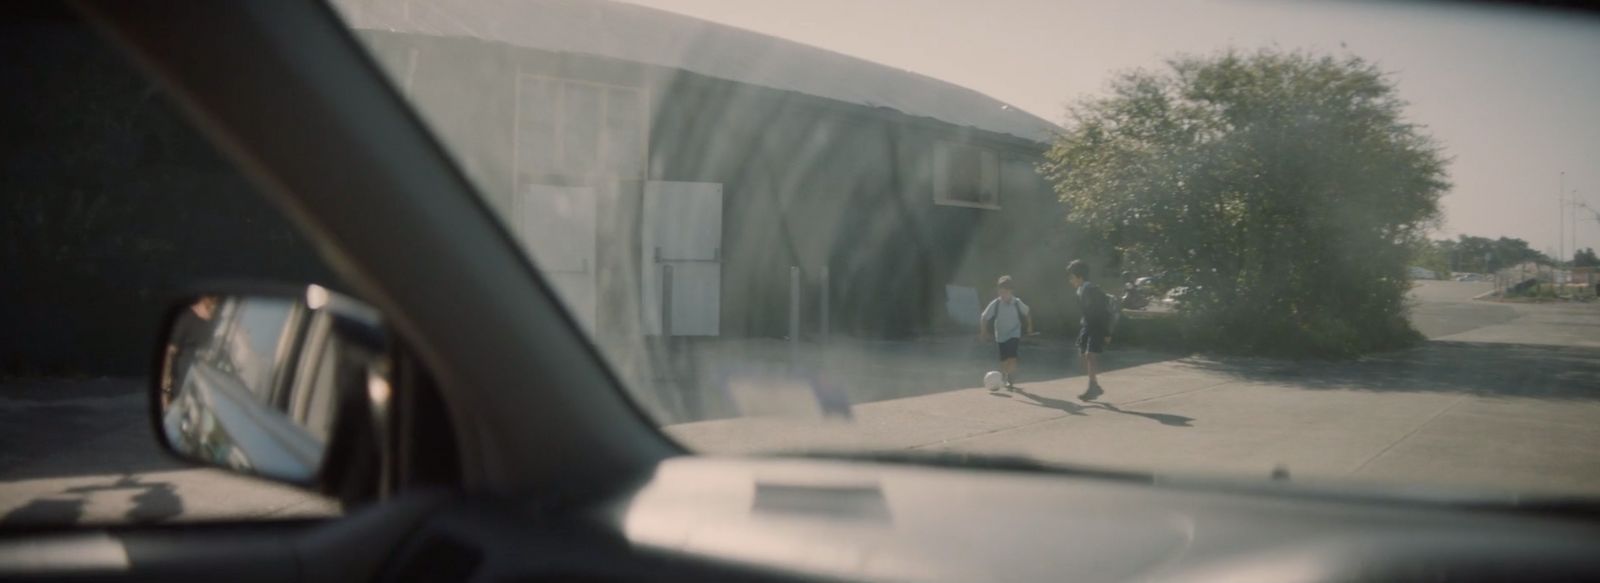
[670,286,1600,496]
[637,334,1176,423]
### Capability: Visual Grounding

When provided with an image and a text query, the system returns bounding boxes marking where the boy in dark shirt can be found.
[1067,260,1111,400]
[162,295,221,407]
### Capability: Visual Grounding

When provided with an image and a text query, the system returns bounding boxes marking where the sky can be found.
[617,0,1600,257]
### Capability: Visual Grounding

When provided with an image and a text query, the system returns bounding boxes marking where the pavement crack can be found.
[907,415,1065,451]
[1120,378,1236,407]
[1347,393,1472,476]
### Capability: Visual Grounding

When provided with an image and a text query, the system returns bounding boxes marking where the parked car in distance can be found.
[1135,271,1185,294]
[1163,286,1196,306]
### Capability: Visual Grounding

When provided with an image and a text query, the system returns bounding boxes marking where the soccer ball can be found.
[983,370,1004,391]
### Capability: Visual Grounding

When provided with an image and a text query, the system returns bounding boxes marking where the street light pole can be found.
[1573,189,1581,272]
[1558,171,1565,274]
[1558,172,1566,298]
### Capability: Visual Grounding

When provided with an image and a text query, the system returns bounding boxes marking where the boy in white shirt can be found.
[979,275,1033,391]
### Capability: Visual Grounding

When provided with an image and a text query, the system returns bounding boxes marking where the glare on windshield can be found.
[329,0,1600,497]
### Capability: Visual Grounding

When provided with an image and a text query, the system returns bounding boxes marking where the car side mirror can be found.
[151,285,391,503]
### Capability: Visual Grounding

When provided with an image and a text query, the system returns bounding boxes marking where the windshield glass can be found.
[329,0,1600,497]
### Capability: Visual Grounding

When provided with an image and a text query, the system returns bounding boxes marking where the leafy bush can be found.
[1114,312,1186,351]
[1042,49,1447,358]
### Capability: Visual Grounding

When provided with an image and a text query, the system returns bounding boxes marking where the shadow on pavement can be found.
[1000,389,1085,416]
[0,498,84,527]
[1011,388,1195,427]
[66,475,184,523]
[1,474,183,527]
[650,336,1188,423]
[1182,340,1600,400]
[1086,401,1195,427]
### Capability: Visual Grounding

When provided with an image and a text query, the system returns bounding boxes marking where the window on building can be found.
[604,87,645,177]
[515,75,645,180]
[933,141,1000,209]
[517,76,563,173]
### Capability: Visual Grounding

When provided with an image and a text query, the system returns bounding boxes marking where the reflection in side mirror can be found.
[154,285,388,488]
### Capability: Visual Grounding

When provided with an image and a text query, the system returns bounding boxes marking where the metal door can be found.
[642,181,722,336]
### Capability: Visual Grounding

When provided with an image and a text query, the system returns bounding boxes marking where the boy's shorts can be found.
[997,338,1020,361]
[1077,327,1107,354]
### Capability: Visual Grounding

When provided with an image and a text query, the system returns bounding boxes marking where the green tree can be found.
[1411,239,1451,277]
[1576,247,1600,268]
[1442,235,1548,273]
[1041,49,1449,357]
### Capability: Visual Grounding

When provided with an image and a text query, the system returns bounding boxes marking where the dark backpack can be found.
[1080,283,1119,332]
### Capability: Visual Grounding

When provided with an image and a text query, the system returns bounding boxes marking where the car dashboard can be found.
[386,457,1600,583]
[4,456,1600,583]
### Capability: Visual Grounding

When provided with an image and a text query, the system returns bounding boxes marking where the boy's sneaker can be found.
[1079,382,1103,401]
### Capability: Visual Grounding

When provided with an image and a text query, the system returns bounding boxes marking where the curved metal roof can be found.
[333,0,1062,143]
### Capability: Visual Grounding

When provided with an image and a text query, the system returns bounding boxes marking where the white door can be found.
[642,181,722,336]
[512,184,597,331]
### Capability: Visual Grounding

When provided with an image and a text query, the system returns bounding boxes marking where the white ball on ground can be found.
[983,370,1004,390]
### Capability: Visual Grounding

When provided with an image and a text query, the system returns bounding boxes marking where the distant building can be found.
[332,0,1072,341]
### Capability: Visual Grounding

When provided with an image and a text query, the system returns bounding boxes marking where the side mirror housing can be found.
[152,284,390,503]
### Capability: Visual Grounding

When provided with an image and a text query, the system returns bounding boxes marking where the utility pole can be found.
[1558,171,1565,273]
[1578,198,1600,228]
[1578,197,1600,256]
[1558,172,1566,297]
[1573,189,1581,271]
